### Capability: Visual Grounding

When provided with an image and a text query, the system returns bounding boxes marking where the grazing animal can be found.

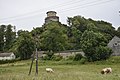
[46,68,54,73]
[101,68,112,74]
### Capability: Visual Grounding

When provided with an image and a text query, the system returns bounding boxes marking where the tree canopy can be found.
[40,22,69,52]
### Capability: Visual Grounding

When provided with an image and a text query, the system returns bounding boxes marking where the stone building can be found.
[45,11,59,24]
[108,36,120,56]
[33,50,85,59]
[55,50,85,58]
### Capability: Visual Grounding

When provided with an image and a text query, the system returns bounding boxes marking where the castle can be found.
[45,11,59,24]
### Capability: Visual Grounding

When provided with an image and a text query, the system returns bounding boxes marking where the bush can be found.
[83,46,112,62]
[96,46,112,60]
[73,53,83,61]
[0,59,18,64]
[42,55,50,60]
[42,51,54,60]
[80,57,87,64]
[46,50,54,60]
[52,55,63,61]
[66,55,75,60]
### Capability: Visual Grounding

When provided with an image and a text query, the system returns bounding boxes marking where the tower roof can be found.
[46,11,57,14]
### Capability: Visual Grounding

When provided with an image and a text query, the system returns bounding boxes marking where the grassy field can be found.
[0,57,120,80]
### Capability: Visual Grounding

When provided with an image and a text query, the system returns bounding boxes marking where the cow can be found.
[101,68,112,74]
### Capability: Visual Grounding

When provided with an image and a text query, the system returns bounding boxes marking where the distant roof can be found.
[46,11,57,14]
[0,52,14,57]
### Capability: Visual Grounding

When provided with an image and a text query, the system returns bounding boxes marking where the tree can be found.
[67,16,88,32]
[118,27,120,31]
[41,22,69,52]
[0,25,6,52]
[5,25,16,51]
[30,27,44,50]
[93,20,116,40]
[68,27,82,49]
[86,23,98,32]
[116,27,120,38]
[11,30,35,60]
[96,46,112,60]
[0,24,16,52]
[80,30,112,61]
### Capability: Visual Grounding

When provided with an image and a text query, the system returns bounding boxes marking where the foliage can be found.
[41,22,69,52]
[79,57,87,64]
[42,51,54,60]
[42,55,50,60]
[118,27,120,31]
[96,46,113,60]
[45,50,54,60]
[30,27,42,51]
[0,59,19,64]
[0,15,118,61]
[52,55,63,61]
[86,22,98,32]
[0,25,16,52]
[80,30,112,61]
[68,27,82,49]
[91,20,116,40]
[116,27,120,38]
[66,55,75,60]
[0,25,6,52]
[5,25,16,51]
[73,53,83,61]
[67,16,87,32]
[11,30,35,60]
[31,27,44,36]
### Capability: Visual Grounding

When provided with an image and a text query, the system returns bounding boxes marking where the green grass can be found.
[0,57,120,80]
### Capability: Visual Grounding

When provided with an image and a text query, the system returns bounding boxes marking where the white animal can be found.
[101,68,112,74]
[46,68,54,73]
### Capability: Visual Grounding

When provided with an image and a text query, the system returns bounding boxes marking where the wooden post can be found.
[35,41,38,75]
[28,52,35,75]
[28,28,39,75]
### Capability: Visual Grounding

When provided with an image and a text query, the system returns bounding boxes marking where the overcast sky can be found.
[0,0,120,31]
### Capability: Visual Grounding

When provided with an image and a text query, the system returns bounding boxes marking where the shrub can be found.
[80,57,87,64]
[96,46,113,60]
[46,50,54,60]
[42,55,50,60]
[0,59,18,64]
[52,55,63,61]
[42,51,54,60]
[66,55,74,60]
[74,53,83,61]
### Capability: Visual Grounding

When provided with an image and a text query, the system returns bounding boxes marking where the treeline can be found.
[0,16,120,61]
[0,25,16,52]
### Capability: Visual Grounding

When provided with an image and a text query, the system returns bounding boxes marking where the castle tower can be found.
[45,11,59,24]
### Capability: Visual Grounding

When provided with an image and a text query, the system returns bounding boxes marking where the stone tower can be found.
[45,11,59,24]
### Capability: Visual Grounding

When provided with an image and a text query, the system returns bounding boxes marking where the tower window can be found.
[114,43,118,46]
